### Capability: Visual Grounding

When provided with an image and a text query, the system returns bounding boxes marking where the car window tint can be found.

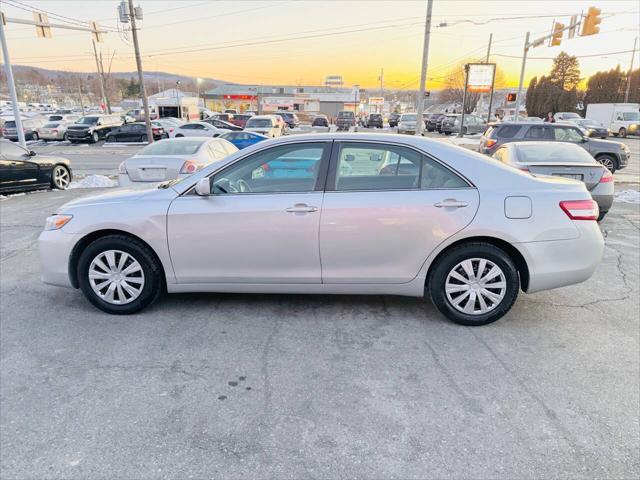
[335,143,421,191]
[0,142,28,158]
[553,127,583,143]
[421,157,469,189]
[211,143,326,194]
[524,126,549,140]
[496,125,521,138]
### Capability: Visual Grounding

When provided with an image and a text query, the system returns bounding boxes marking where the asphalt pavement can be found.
[0,177,638,477]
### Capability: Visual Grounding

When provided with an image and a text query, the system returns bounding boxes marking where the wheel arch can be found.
[594,152,620,169]
[68,229,167,289]
[425,236,530,292]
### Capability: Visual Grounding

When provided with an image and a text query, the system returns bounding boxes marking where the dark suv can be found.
[479,122,630,173]
[336,111,356,131]
[365,113,384,128]
[272,111,299,129]
[426,113,445,132]
[66,114,123,143]
[388,113,401,128]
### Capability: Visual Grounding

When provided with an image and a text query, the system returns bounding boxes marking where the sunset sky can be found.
[2,0,639,90]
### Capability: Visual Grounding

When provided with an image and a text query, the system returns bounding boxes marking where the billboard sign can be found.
[467,63,496,93]
[368,97,385,105]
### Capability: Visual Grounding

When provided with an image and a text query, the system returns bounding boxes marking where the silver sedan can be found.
[492,141,614,220]
[39,133,604,326]
[117,137,238,186]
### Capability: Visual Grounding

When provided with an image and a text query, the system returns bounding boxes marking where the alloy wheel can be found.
[88,250,145,305]
[598,157,615,172]
[445,258,507,315]
[52,166,70,189]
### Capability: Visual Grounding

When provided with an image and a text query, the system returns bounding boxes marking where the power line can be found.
[493,49,636,60]
[3,0,119,31]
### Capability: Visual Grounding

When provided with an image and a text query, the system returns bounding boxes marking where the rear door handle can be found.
[285,203,318,213]
[434,199,468,208]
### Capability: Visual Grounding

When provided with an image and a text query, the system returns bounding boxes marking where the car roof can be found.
[249,115,277,120]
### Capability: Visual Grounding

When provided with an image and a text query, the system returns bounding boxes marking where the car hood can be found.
[31,155,71,167]
[58,185,176,212]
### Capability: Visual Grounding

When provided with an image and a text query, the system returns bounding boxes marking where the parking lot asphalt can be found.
[1,180,638,477]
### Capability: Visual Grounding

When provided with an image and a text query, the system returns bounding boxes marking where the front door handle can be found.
[434,199,468,208]
[285,203,318,213]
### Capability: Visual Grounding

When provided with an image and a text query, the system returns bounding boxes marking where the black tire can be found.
[597,211,607,222]
[31,132,39,141]
[428,242,520,326]
[444,131,451,136]
[106,135,116,143]
[90,131,99,144]
[63,133,69,141]
[619,128,627,138]
[175,134,184,138]
[596,154,617,173]
[141,134,148,142]
[77,235,165,315]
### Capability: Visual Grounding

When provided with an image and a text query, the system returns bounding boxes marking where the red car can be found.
[229,113,254,128]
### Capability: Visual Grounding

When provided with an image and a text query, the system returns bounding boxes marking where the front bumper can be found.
[517,220,604,293]
[39,229,81,288]
[66,130,92,140]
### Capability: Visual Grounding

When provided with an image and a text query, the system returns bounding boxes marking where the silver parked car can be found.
[38,120,74,141]
[491,142,614,220]
[39,133,604,326]
[118,137,238,186]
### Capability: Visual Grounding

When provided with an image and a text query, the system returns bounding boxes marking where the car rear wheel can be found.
[141,134,148,142]
[78,235,164,314]
[91,131,99,143]
[428,242,519,326]
[619,128,627,138]
[106,135,116,142]
[51,165,71,189]
[31,132,39,141]
[596,154,617,173]
[63,133,69,141]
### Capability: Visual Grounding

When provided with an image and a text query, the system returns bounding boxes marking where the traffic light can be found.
[581,7,602,36]
[551,22,564,46]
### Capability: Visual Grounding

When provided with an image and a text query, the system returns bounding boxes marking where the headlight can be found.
[118,161,127,174]
[44,214,73,231]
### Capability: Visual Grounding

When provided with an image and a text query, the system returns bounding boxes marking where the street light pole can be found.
[624,37,637,103]
[0,19,27,148]
[128,0,154,143]
[414,0,433,136]
[514,31,530,119]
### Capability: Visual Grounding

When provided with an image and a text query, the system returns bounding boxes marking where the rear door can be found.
[319,141,479,284]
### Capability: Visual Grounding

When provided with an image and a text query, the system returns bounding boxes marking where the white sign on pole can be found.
[467,63,496,93]
[368,97,385,105]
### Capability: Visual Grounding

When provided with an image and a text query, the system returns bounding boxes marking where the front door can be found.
[320,141,479,284]
[167,141,331,284]
[0,142,40,191]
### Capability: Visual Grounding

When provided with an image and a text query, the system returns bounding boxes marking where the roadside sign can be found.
[368,97,384,105]
[466,63,495,93]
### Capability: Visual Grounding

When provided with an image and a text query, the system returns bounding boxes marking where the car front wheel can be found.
[91,131,99,143]
[51,165,71,190]
[77,235,164,314]
[428,242,519,326]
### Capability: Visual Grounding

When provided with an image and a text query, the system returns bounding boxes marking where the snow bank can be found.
[69,175,118,189]
[614,189,640,204]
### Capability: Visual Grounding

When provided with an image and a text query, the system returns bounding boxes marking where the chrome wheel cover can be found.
[88,250,145,305]
[53,166,70,189]
[445,258,506,315]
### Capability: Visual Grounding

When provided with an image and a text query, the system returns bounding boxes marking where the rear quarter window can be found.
[496,125,521,138]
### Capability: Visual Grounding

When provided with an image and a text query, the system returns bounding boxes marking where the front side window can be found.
[553,127,583,143]
[524,126,550,140]
[211,143,328,194]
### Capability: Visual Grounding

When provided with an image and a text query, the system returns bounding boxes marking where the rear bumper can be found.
[118,173,191,186]
[39,229,80,288]
[590,181,614,213]
[516,221,604,293]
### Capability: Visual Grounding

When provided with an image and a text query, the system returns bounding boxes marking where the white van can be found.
[585,103,639,138]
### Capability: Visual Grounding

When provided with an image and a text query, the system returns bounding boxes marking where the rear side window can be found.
[496,125,521,138]
[524,125,551,140]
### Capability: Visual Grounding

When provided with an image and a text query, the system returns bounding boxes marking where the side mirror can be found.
[582,136,589,143]
[195,177,211,196]
[28,150,36,157]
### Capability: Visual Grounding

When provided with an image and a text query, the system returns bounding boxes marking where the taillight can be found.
[486,139,497,148]
[599,168,613,183]
[180,159,198,174]
[559,200,599,221]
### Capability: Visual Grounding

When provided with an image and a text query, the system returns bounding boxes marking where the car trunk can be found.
[125,156,187,182]
[527,162,605,191]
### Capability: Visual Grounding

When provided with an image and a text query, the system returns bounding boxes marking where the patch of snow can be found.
[614,189,640,204]
[69,175,118,189]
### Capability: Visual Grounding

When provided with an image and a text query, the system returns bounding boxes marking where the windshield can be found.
[401,114,417,122]
[623,112,639,121]
[517,143,595,163]
[246,119,272,128]
[77,116,99,125]
[560,112,580,119]
[44,122,61,128]
[4,121,16,128]
[577,119,602,127]
[337,111,354,118]
[48,115,63,121]
[140,140,203,155]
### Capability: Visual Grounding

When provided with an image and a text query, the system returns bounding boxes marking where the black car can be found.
[365,113,384,128]
[66,114,123,143]
[105,122,165,143]
[0,139,72,193]
[436,114,456,133]
[426,113,445,132]
[478,122,630,173]
[203,118,242,131]
[272,111,300,129]
[336,111,356,131]
[312,115,329,127]
[570,119,609,139]
[388,113,401,128]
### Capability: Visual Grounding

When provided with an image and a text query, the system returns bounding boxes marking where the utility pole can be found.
[0,17,27,147]
[92,39,110,113]
[379,67,384,113]
[514,31,530,120]
[415,0,433,136]
[76,75,85,113]
[479,33,492,115]
[624,37,637,103]
[128,0,154,143]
